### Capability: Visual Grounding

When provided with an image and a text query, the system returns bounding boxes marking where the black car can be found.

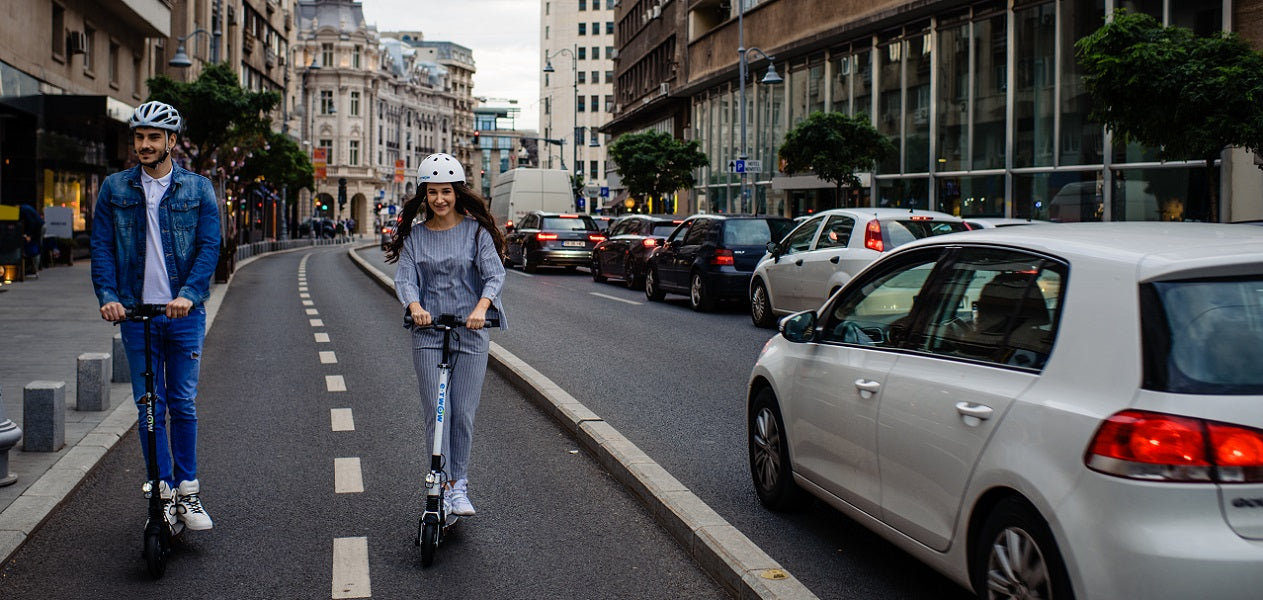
[505,211,605,273]
[644,214,794,311]
[590,214,682,289]
[298,217,336,239]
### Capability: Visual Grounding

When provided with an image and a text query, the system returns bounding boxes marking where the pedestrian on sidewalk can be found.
[89,100,219,532]
[384,152,508,517]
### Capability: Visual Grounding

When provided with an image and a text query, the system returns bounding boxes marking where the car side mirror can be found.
[766,240,781,262]
[780,311,817,343]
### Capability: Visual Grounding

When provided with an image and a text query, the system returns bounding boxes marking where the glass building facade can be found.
[690,0,1225,222]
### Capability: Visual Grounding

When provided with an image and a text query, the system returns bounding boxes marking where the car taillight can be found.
[588,234,606,243]
[711,248,734,266]
[1085,410,1263,483]
[864,221,884,252]
[642,238,659,247]
[537,233,559,241]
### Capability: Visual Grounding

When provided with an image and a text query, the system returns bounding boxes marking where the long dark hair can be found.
[383,181,507,263]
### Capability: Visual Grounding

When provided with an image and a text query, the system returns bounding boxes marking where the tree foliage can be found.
[607,131,709,205]
[1076,10,1263,221]
[778,111,894,200]
[237,131,315,196]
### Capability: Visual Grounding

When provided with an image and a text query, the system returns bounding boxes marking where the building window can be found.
[592,22,599,35]
[83,24,95,73]
[589,160,598,180]
[353,45,361,69]
[51,3,65,57]
[321,43,333,67]
[605,46,614,57]
[350,91,360,116]
[578,47,586,60]
[605,94,614,112]
[577,96,586,112]
[579,23,586,35]
[591,46,599,59]
[349,140,359,166]
[591,70,599,83]
[605,70,613,82]
[579,0,586,9]
[319,139,333,164]
[606,22,614,35]
[545,25,549,40]
[591,94,600,112]
[545,2,550,15]
[108,41,120,87]
[577,71,586,84]
[133,56,144,98]
[320,90,334,114]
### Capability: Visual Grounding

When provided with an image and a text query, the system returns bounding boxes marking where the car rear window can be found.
[722,219,792,246]
[1142,276,1263,394]
[651,223,677,236]
[882,219,969,249]
[541,216,597,231]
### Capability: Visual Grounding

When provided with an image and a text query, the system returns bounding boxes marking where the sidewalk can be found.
[0,259,234,565]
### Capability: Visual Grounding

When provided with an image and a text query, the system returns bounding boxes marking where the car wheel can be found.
[591,257,607,283]
[749,386,806,511]
[523,252,538,274]
[624,255,642,290]
[689,272,716,312]
[972,497,1074,600]
[750,279,776,328]
[644,268,665,301]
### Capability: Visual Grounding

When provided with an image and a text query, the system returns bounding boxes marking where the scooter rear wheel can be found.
[143,532,166,579]
[420,521,439,567]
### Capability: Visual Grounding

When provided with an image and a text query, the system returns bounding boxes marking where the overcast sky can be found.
[360,0,542,132]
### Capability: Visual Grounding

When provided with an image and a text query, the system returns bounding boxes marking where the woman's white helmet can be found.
[129,101,183,133]
[418,153,466,184]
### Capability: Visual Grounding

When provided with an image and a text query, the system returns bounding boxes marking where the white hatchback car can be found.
[749,208,968,328]
[747,222,1263,599]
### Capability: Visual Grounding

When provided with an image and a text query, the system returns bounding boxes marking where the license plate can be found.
[562,241,585,247]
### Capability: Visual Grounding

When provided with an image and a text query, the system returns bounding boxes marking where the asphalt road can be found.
[362,247,974,600]
[0,246,729,600]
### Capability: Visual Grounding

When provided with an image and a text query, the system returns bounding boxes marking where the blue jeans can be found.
[120,307,206,487]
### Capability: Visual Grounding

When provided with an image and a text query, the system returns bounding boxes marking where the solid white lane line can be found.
[310,318,324,326]
[334,457,364,493]
[326,375,346,392]
[315,333,331,343]
[330,408,354,432]
[320,351,338,364]
[589,292,642,306]
[307,309,320,315]
[331,537,371,599]
[304,300,316,306]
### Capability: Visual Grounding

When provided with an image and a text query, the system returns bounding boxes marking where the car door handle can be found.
[955,402,994,420]
[830,256,840,264]
[854,379,881,393]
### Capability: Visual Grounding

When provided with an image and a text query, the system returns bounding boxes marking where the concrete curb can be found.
[347,245,817,600]
[0,241,348,567]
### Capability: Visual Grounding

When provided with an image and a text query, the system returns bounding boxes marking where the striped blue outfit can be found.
[394,217,508,483]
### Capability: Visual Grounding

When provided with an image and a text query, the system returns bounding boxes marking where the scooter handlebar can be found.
[117,304,168,323]
[403,311,500,330]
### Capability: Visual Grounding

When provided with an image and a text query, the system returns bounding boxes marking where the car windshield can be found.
[883,220,970,248]
[723,219,792,246]
[541,216,597,231]
[1144,276,1263,394]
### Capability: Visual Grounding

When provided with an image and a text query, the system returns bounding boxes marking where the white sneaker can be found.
[446,479,475,516]
[175,479,214,531]
[158,481,178,528]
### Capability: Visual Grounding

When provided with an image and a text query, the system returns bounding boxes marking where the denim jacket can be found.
[91,164,221,309]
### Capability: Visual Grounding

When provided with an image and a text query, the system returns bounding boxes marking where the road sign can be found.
[600,186,610,197]
[388,205,397,215]
[744,160,763,172]
[728,159,745,173]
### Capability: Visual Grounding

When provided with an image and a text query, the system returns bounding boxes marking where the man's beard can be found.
[138,146,170,169]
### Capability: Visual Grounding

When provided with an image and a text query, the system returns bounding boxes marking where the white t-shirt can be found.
[140,168,174,304]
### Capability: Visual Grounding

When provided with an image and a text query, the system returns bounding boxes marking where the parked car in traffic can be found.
[962,216,1050,229]
[749,208,968,328]
[644,214,793,311]
[504,211,605,273]
[298,217,336,239]
[591,214,682,289]
[747,222,1263,600]
[590,215,616,232]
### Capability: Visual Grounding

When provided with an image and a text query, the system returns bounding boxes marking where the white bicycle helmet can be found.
[129,101,183,132]
[418,153,466,184]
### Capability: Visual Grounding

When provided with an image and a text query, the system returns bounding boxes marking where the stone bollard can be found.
[23,381,65,452]
[77,352,113,411]
[0,384,22,486]
[112,333,130,383]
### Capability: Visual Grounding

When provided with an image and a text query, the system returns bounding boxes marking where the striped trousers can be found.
[411,345,488,483]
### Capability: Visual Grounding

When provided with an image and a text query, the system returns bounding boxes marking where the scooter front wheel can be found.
[419,521,439,567]
[143,532,166,579]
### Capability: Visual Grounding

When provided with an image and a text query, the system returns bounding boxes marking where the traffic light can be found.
[337,177,348,210]
[375,202,383,211]
[472,131,480,147]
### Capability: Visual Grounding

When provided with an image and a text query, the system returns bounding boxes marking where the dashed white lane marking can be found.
[326,375,346,392]
[334,457,364,493]
[330,408,354,431]
[589,292,643,306]
[508,269,534,278]
[310,318,324,326]
[307,309,320,315]
[304,300,316,306]
[315,333,331,343]
[320,351,338,364]
[300,286,309,292]
[331,537,371,599]
[301,293,311,298]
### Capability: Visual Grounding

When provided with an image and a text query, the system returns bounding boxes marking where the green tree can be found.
[778,111,894,205]
[607,130,708,212]
[1076,10,1263,222]
[237,131,315,197]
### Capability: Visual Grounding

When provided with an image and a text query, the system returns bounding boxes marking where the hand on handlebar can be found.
[165,297,193,319]
[465,307,488,330]
[101,302,127,322]
[408,303,432,328]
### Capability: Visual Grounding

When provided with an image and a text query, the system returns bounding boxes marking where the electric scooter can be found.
[404,311,498,567]
[119,304,185,579]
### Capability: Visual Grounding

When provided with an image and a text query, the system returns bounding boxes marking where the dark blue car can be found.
[644,214,793,311]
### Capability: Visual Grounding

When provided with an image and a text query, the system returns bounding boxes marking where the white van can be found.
[489,168,575,233]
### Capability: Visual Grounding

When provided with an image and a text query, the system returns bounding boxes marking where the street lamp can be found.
[168,28,213,68]
[737,4,783,214]
[543,45,578,179]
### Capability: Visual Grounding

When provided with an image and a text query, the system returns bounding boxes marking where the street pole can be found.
[571,43,578,191]
[738,4,748,214]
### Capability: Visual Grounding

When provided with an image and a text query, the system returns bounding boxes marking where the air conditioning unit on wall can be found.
[66,30,87,55]
[659,82,669,96]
